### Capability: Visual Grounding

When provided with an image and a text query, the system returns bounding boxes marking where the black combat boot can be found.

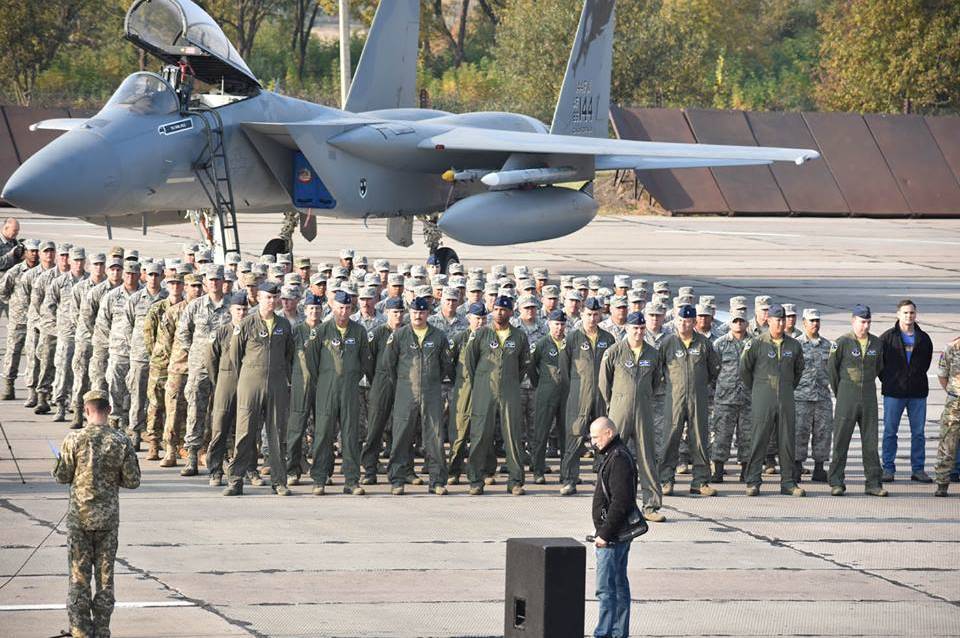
[812,461,827,482]
[794,461,804,483]
[739,462,747,483]
[711,460,724,483]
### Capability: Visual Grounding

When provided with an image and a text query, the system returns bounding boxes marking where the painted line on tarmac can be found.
[0,601,196,611]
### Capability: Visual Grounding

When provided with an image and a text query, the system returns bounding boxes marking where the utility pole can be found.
[339,0,351,108]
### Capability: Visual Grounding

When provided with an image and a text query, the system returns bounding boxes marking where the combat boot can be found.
[739,463,747,483]
[33,392,51,415]
[691,484,717,496]
[209,473,224,487]
[129,431,141,452]
[69,411,84,429]
[812,461,827,482]
[763,456,777,475]
[934,483,949,497]
[643,510,666,523]
[1,378,15,400]
[746,485,760,496]
[781,486,806,497]
[391,484,405,496]
[145,441,160,461]
[661,481,674,496]
[711,461,724,483]
[433,485,448,496]
[676,463,691,475]
[273,484,291,496]
[794,461,804,484]
[559,483,576,496]
[159,446,178,467]
[865,486,888,497]
[180,450,198,476]
[222,482,243,496]
[52,403,67,422]
[23,388,37,408]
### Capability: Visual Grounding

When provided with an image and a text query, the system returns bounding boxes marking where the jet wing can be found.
[29,118,89,132]
[420,127,819,168]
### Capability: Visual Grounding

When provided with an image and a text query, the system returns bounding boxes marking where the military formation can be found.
[3,234,960,514]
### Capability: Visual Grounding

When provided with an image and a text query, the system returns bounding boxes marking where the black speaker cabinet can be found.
[504,537,585,638]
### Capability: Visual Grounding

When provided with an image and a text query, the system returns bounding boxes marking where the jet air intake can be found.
[438,186,597,246]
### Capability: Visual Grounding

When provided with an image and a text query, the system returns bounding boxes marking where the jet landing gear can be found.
[421,214,459,274]
[261,211,299,258]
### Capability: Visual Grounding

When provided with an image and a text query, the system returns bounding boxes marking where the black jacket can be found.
[879,321,933,398]
[592,434,637,542]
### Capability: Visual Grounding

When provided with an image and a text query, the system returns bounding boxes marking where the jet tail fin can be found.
[549,0,616,138]
[344,0,420,113]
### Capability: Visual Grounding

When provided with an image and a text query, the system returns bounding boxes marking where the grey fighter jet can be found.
[3,0,818,268]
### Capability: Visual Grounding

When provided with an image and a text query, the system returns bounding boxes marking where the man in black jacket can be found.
[879,300,934,483]
[590,417,636,638]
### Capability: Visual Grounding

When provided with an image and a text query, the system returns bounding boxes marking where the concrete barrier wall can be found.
[612,106,960,217]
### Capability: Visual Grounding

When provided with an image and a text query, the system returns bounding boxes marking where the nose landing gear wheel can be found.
[433,246,459,274]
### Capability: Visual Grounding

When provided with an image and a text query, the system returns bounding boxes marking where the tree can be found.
[208,0,279,60]
[817,0,960,114]
[0,0,98,105]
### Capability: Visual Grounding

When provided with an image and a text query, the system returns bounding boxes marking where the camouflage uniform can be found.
[429,311,469,445]
[71,279,111,415]
[933,341,960,484]
[88,281,119,393]
[512,317,548,456]
[710,332,752,464]
[47,271,88,409]
[795,333,834,463]
[177,295,230,452]
[30,265,64,397]
[163,301,192,454]
[100,284,141,427]
[0,261,34,385]
[143,298,174,447]
[123,287,167,435]
[22,264,52,395]
[598,318,627,343]
[352,310,386,439]
[54,419,140,638]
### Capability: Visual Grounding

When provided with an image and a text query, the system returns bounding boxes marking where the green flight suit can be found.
[528,334,568,476]
[380,323,453,487]
[447,328,495,478]
[360,323,397,481]
[740,332,805,490]
[560,327,615,486]
[306,319,373,487]
[464,325,532,489]
[656,332,721,487]
[207,323,239,477]
[227,313,295,489]
[285,321,320,479]
[828,332,885,491]
[599,339,662,511]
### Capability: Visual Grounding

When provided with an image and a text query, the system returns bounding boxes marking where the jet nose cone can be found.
[2,129,121,216]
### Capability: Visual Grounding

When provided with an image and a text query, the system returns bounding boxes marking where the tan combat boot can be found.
[159,446,178,467]
[146,440,161,461]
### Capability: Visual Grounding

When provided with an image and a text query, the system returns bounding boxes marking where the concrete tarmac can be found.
[1,212,959,637]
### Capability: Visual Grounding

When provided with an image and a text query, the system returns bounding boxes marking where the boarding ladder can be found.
[191,107,241,258]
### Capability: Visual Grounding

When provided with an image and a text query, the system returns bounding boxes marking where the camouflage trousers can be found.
[184,371,213,452]
[710,402,752,464]
[105,356,130,429]
[795,399,833,463]
[67,525,118,638]
[520,386,535,453]
[35,331,57,394]
[144,365,167,445]
[125,361,151,434]
[934,396,960,484]
[358,385,370,444]
[22,325,40,391]
[52,334,75,405]
[163,373,188,451]
[1,322,26,382]
[71,341,93,409]
[88,344,109,393]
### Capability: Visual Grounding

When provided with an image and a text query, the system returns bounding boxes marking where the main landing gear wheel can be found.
[262,237,288,258]
[434,246,459,274]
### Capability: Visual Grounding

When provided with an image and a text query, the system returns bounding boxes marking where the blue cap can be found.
[852,304,871,319]
[426,254,438,265]
[678,304,697,319]
[584,297,603,311]
[304,292,323,306]
[230,292,249,306]
[626,311,646,325]
[258,282,280,295]
[410,296,431,311]
[334,290,353,304]
[547,309,567,322]
[467,302,488,316]
[384,297,404,311]
[493,295,514,310]
[767,303,786,319]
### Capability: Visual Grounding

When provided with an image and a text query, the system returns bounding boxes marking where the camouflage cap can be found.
[449,275,466,288]
[317,262,333,273]
[430,274,448,287]
[541,284,560,298]
[441,286,459,301]
[397,262,412,275]
[572,276,588,289]
[490,264,507,277]
[613,275,630,288]
[23,238,40,250]
[730,307,748,321]
[122,261,140,274]
[355,255,368,266]
[89,252,106,264]
[414,284,432,298]
[597,287,613,299]
[69,246,86,260]
[518,294,539,308]
[276,252,292,265]
[466,278,483,292]
[294,257,311,269]
[56,242,73,255]
[631,278,648,291]
[587,275,602,288]
[82,389,108,403]
[729,295,748,309]
[124,249,140,261]
[559,275,573,288]
[181,243,196,255]
[374,258,390,272]
[239,261,252,273]
[699,295,716,306]
[627,290,644,303]
[363,273,380,286]
[164,272,183,284]
[678,286,694,297]
[333,266,350,279]
[280,284,300,300]
[339,281,359,296]
[754,295,772,309]
[483,282,499,295]
[653,280,670,293]
[225,252,242,264]
[307,272,326,286]
[448,262,464,275]
[205,265,225,280]
[782,303,797,317]
[110,245,125,257]
[145,262,163,275]
[259,253,276,264]
[696,303,715,317]
[610,295,629,308]
[184,273,203,286]
[387,273,404,286]
[643,302,666,315]
[224,270,237,284]
[497,287,516,298]
[339,248,355,259]
[564,290,583,302]
[533,267,549,280]
[359,286,377,299]
[40,240,56,252]
[517,278,536,291]
[196,249,213,263]
[802,307,821,320]
[410,265,427,278]
[241,272,259,286]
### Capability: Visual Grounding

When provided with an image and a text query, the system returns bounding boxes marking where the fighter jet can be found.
[3,0,818,269]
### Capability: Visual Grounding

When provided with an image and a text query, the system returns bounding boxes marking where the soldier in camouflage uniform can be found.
[30,242,72,413]
[71,258,120,428]
[46,247,89,420]
[177,266,230,476]
[88,258,125,396]
[143,272,185,458]
[710,307,752,483]
[934,337,960,496]
[99,261,142,428]
[161,274,204,466]
[598,295,629,342]
[21,242,58,408]
[0,239,40,400]
[54,389,140,638]
[794,308,833,482]
[122,262,167,446]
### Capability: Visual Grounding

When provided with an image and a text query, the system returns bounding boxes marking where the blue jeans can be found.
[595,542,631,638]
[881,396,927,473]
